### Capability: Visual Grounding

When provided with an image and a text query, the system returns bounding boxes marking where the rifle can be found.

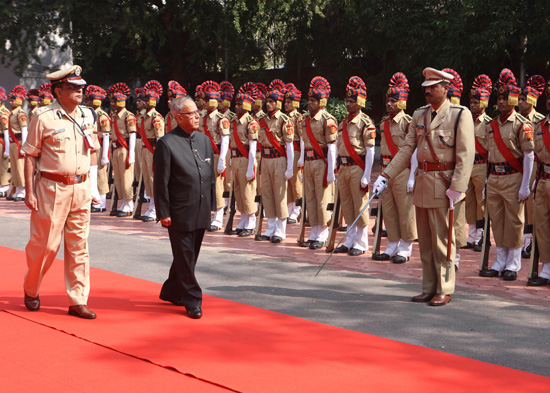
[371,195,383,256]
[254,195,264,238]
[132,173,145,219]
[478,199,491,272]
[224,180,236,234]
[296,180,307,245]
[325,190,341,252]
[528,215,540,279]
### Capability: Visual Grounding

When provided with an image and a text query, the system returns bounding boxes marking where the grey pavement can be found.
[2,214,549,377]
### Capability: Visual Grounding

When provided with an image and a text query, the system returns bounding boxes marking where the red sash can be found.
[7,116,24,158]
[203,115,220,155]
[166,114,172,133]
[490,119,523,173]
[382,118,399,157]
[305,116,329,187]
[541,119,550,158]
[342,115,365,170]
[233,120,255,180]
[259,117,286,157]
[474,137,488,158]
[139,118,155,155]
[113,114,131,169]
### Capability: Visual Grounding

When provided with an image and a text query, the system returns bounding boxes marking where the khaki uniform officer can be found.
[220,81,237,201]
[86,85,111,212]
[229,82,260,237]
[333,76,376,256]
[373,73,418,263]
[374,67,474,306]
[465,75,492,251]
[284,83,303,223]
[7,85,28,201]
[0,87,11,196]
[134,87,146,190]
[138,80,165,222]
[198,80,231,231]
[109,83,137,216]
[479,69,535,281]
[166,80,186,133]
[527,87,550,286]
[255,79,294,243]
[298,76,338,250]
[22,65,99,319]
[518,75,545,258]
[38,83,53,108]
[27,89,40,124]
[253,83,267,197]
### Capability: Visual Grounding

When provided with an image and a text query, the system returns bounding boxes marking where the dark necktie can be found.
[431,110,437,122]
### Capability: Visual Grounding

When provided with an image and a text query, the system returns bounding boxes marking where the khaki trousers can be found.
[534,178,550,263]
[112,147,134,200]
[465,163,486,224]
[0,150,9,186]
[260,156,288,219]
[487,173,524,249]
[134,141,142,183]
[9,143,25,187]
[24,177,91,305]
[141,147,155,198]
[381,168,417,242]
[287,153,303,204]
[231,156,257,215]
[213,153,225,209]
[337,165,369,227]
[304,159,333,226]
[415,206,456,295]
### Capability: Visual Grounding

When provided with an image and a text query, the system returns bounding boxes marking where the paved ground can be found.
[1,196,549,378]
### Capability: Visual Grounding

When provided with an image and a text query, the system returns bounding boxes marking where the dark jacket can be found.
[154,127,216,231]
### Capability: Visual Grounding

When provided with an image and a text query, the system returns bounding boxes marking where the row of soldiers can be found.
[2,67,549,288]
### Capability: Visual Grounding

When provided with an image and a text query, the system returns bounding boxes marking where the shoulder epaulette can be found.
[534,112,545,121]
[404,114,412,123]
[380,114,389,123]
[216,112,225,119]
[229,110,237,119]
[35,105,53,116]
[246,114,253,123]
[483,113,492,123]
[360,112,373,126]
[322,112,331,120]
[280,113,289,122]
[416,104,430,113]
[450,103,468,110]
[78,105,97,123]
[515,113,528,124]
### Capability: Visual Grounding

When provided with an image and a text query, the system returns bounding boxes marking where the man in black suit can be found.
[154,96,216,319]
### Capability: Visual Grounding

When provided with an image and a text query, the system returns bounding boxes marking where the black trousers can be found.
[160,227,205,309]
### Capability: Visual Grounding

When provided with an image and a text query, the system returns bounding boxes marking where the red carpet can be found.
[1,245,548,392]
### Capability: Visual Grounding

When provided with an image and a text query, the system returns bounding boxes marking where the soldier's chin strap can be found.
[315,191,379,277]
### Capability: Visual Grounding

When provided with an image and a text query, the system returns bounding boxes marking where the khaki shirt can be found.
[140,108,165,139]
[287,109,303,141]
[110,108,137,140]
[9,106,27,133]
[257,110,294,148]
[473,112,491,152]
[301,109,338,148]
[523,108,545,124]
[199,109,230,145]
[383,99,475,208]
[534,115,550,165]
[95,107,111,135]
[0,104,9,131]
[483,110,534,163]
[253,109,265,121]
[230,113,259,149]
[379,110,412,157]
[164,112,178,133]
[22,101,99,176]
[337,111,376,158]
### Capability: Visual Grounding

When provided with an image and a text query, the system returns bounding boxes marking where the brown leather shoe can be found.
[429,294,451,306]
[68,305,97,319]
[411,292,435,302]
[24,293,40,311]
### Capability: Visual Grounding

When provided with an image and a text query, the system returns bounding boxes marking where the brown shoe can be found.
[68,305,97,319]
[429,294,451,306]
[24,293,40,311]
[411,292,435,302]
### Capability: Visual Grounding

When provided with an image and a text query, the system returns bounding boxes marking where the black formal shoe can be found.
[24,293,40,311]
[13,197,24,202]
[372,253,391,261]
[461,242,474,249]
[287,218,297,224]
[271,236,283,244]
[255,235,271,241]
[381,230,387,237]
[429,294,451,306]
[411,293,435,302]
[338,226,347,232]
[333,245,349,254]
[116,211,132,217]
[141,216,156,222]
[226,229,239,235]
[186,307,202,319]
[238,229,253,237]
[6,195,14,200]
[109,210,119,216]
[68,305,97,319]
[300,240,313,247]
[159,293,185,306]
[348,248,364,256]
[309,241,324,250]
[207,225,220,232]
[479,269,499,277]
[502,270,518,281]
[91,206,106,213]
[473,242,482,252]
[521,250,531,259]
[527,277,550,286]
[391,255,408,264]
[235,228,244,235]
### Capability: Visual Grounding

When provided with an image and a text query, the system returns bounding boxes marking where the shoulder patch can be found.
[280,113,289,122]
[534,112,545,121]
[404,114,412,123]
[35,105,53,116]
[246,114,253,122]
[483,114,492,123]
[516,113,528,123]
[322,112,331,120]
[216,112,225,119]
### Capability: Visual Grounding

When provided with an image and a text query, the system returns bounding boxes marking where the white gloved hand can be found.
[3,131,9,157]
[407,148,418,193]
[326,142,337,184]
[101,134,110,165]
[128,133,136,165]
[406,178,415,193]
[446,188,461,209]
[518,185,530,201]
[297,137,305,168]
[373,175,388,195]
[246,140,256,181]
[360,146,374,189]
[218,135,229,174]
[285,142,294,180]
[519,151,534,202]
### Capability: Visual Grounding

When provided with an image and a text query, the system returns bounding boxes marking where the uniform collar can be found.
[430,98,450,114]
[208,109,218,119]
[312,109,324,120]
[391,110,404,123]
[116,107,127,119]
[239,112,248,124]
[145,107,155,117]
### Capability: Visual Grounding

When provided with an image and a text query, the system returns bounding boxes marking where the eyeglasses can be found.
[178,110,200,116]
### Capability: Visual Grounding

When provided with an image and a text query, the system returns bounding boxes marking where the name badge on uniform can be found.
[53,128,65,135]
[416,125,425,129]
[544,164,550,175]
[495,165,505,173]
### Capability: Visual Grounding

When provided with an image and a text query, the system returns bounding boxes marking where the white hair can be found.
[170,95,195,118]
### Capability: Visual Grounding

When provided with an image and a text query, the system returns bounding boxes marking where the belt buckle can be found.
[232,150,236,157]
[341,157,347,164]
[306,150,314,157]
[544,165,550,174]
[264,148,270,155]
[421,161,428,171]
[495,165,505,173]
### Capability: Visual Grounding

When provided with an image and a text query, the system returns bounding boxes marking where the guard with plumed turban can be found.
[7,85,28,200]
[284,83,303,223]
[0,86,10,196]
[166,80,186,133]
